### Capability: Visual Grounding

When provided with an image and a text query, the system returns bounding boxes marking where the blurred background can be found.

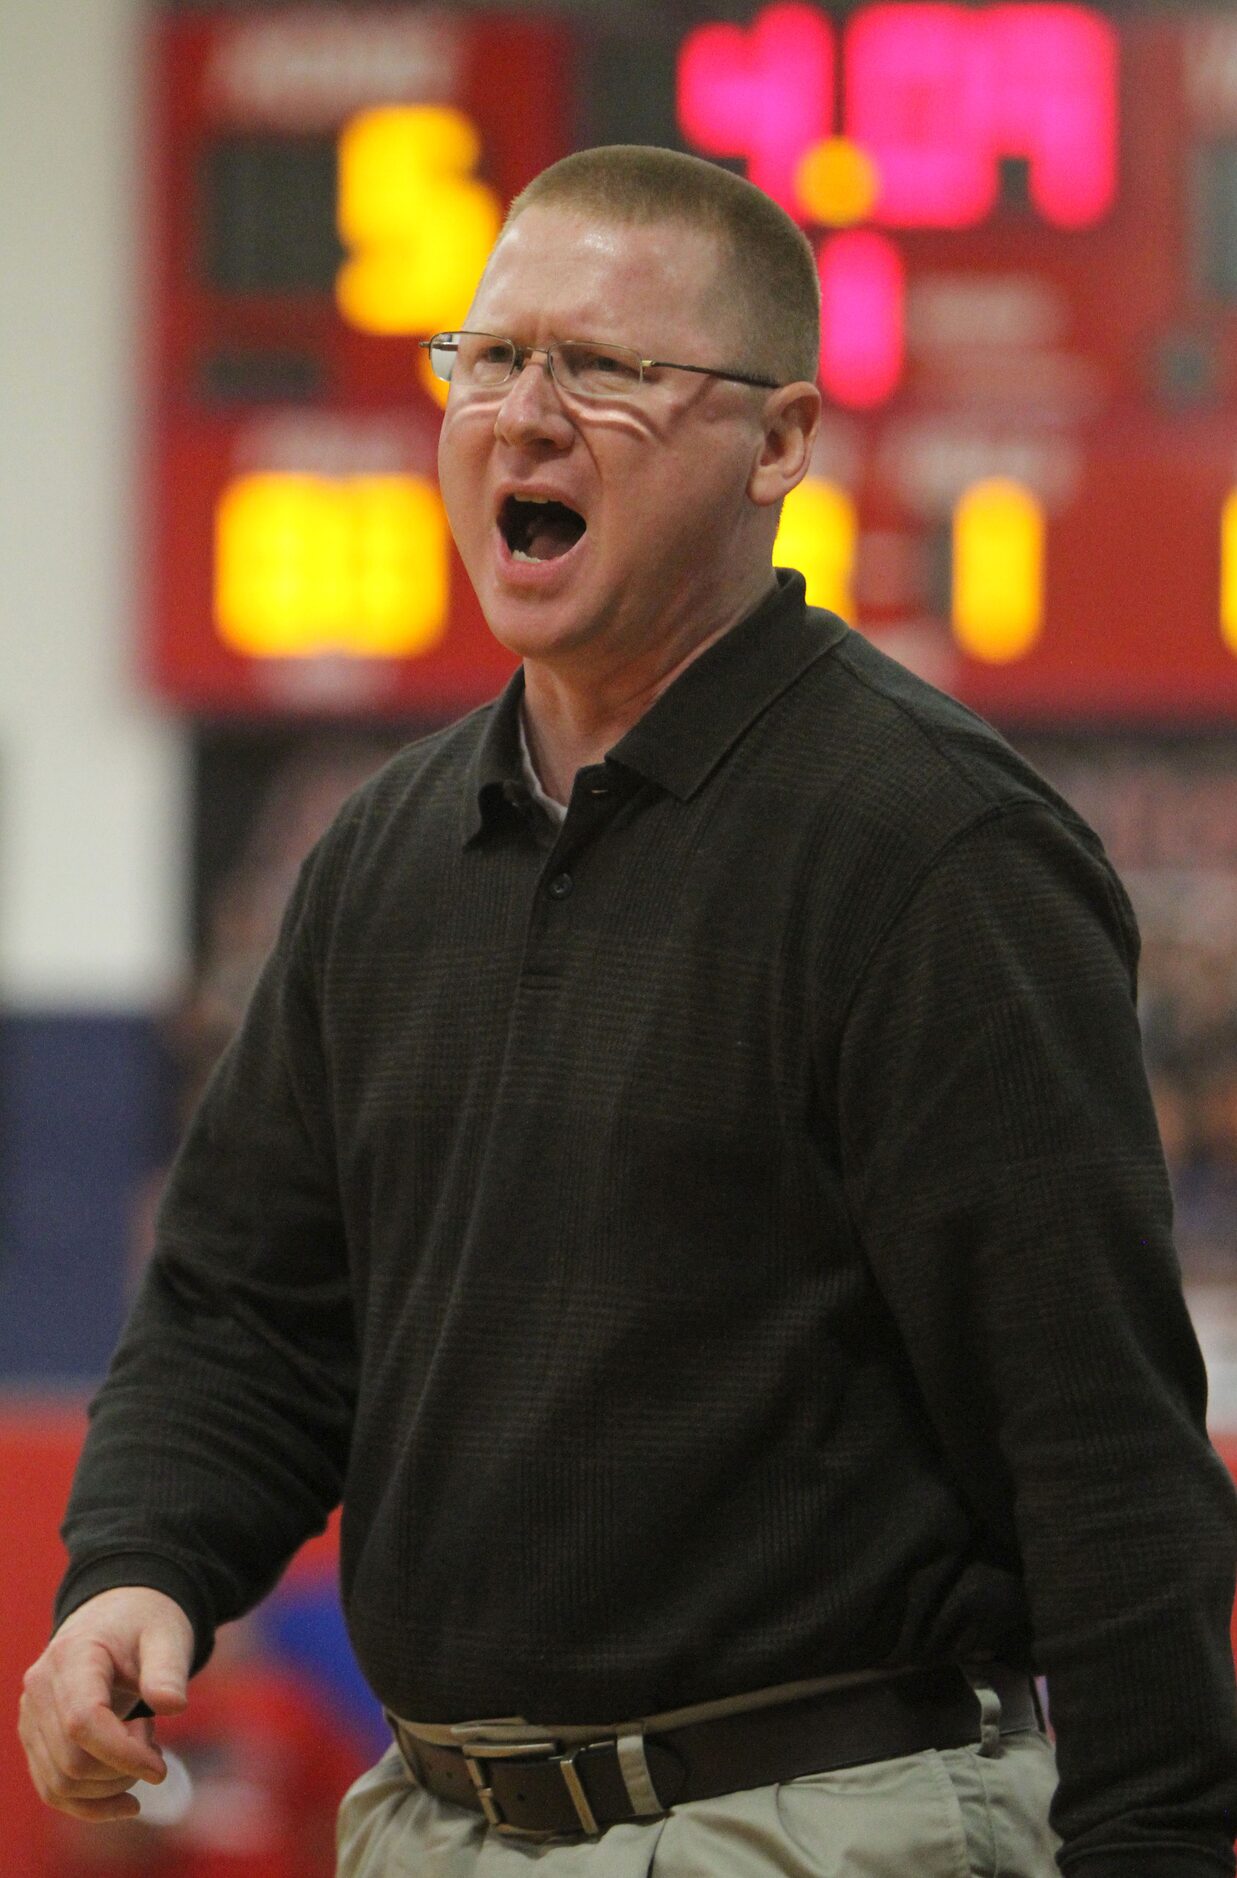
[2,0,1237,1868]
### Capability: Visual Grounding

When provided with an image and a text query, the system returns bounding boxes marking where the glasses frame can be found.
[420,331,784,397]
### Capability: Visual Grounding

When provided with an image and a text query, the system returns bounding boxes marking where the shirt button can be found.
[547,872,574,900]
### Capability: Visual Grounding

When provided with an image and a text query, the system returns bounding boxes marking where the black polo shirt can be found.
[59,572,1237,1876]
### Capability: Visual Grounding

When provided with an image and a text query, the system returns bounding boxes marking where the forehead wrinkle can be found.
[468,249,625,342]
[469,210,729,364]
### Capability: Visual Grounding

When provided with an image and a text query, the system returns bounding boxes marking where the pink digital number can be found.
[983,6,1118,227]
[818,232,905,408]
[846,6,989,226]
[847,3,1117,229]
[675,1,1117,412]
[676,2,834,214]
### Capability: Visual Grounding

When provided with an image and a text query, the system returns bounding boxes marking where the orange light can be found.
[795,138,880,227]
[336,105,502,337]
[1223,489,1237,657]
[677,4,835,215]
[952,479,1044,663]
[215,473,449,659]
[773,478,857,619]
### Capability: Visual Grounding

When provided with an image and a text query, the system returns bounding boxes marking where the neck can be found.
[521,575,777,804]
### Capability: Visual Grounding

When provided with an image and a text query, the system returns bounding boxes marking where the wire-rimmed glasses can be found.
[421,331,784,400]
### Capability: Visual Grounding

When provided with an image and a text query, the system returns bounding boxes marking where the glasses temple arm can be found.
[643,358,783,390]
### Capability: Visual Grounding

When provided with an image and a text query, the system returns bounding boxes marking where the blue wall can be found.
[0,1013,164,1384]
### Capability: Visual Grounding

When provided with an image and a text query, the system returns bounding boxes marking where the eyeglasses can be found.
[421,331,783,400]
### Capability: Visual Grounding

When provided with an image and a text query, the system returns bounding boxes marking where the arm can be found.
[837,801,1237,1878]
[53,835,356,1679]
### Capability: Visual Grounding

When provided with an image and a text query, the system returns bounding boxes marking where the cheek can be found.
[436,410,488,541]
[435,423,460,528]
[619,444,741,547]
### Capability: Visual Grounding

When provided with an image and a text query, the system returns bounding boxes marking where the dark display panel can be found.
[201,136,343,293]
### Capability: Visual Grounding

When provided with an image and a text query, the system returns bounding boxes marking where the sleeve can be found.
[836,800,1237,1878]
[54,837,357,1672]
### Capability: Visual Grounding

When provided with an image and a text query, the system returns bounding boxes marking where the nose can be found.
[493,350,574,450]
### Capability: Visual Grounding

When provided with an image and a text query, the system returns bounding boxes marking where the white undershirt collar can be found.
[517,704,568,824]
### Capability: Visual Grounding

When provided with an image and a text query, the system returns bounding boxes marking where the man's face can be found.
[436,205,778,671]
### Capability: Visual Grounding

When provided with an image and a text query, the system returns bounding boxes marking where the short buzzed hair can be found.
[505,145,821,388]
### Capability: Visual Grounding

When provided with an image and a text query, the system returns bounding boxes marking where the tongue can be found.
[526,511,583,561]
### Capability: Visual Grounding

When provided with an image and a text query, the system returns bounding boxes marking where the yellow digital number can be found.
[773,478,857,619]
[1222,489,1237,657]
[215,473,449,660]
[952,479,1044,663]
[336,105,502,342]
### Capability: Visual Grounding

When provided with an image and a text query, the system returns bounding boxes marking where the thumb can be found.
[136,1620,191,1715]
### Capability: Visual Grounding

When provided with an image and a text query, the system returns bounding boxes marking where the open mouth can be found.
[499,495,587,564]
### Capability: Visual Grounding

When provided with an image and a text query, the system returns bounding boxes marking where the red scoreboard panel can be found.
[145,6,1237,722]
[145,8,570,714]
[682,4,1237,724]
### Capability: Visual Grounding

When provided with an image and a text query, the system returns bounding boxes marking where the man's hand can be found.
[18,1587,194,1822]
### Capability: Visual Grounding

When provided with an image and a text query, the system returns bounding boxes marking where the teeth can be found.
[512,549,541,563]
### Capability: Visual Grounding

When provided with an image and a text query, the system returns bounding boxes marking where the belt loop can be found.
[615,1731,664,1817]
[963,1671,1003,1756]
[393,1721,425,1784]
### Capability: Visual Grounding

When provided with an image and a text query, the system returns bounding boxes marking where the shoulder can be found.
[766,618,1132,989]
[786,614,1105,860]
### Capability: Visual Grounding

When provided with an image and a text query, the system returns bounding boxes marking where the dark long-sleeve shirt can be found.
[58,572,1237,1876]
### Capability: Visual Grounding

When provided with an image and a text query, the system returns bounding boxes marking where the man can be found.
[21,146,1237,1878]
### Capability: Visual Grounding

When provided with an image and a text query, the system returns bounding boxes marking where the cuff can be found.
[53,1551,216,1676]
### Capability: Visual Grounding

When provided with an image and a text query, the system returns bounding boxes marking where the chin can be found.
[478,588,595,662]
[482,607,590,664]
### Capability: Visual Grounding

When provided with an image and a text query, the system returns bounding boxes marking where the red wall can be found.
[2,1403,88,1875]
[0,1402,345,1876]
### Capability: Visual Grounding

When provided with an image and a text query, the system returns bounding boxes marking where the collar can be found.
[460,669,531,845]
[461,570,848,845]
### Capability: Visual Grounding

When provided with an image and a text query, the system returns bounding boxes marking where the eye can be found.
[559,343,643,393]
[581,351,638,378]
[453,335,515,384]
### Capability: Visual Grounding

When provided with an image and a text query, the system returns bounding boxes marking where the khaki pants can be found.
[336,1728,1060,1877]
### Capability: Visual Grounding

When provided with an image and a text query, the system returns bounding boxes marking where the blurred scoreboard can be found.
[146,8,569,714]
[145,5,1237,722]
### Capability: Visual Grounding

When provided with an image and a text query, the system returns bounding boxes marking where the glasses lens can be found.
[555,342,644,398]
[427,335,460,382]
[451,333,517,388]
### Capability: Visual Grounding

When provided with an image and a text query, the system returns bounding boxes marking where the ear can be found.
[747,381,822,509]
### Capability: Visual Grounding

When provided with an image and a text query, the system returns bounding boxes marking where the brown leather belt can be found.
[394,1663,1042,1838]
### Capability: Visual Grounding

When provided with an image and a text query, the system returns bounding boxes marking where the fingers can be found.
[22,1739,142,1816]
[47,1794,143,1824]
[20,1663,164,1793]
[19,1586,194,1822]
[18,1688,146,1820]
[25,1641,161,1778]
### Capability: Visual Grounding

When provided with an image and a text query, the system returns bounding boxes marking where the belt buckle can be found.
[456,1733,601,1837]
